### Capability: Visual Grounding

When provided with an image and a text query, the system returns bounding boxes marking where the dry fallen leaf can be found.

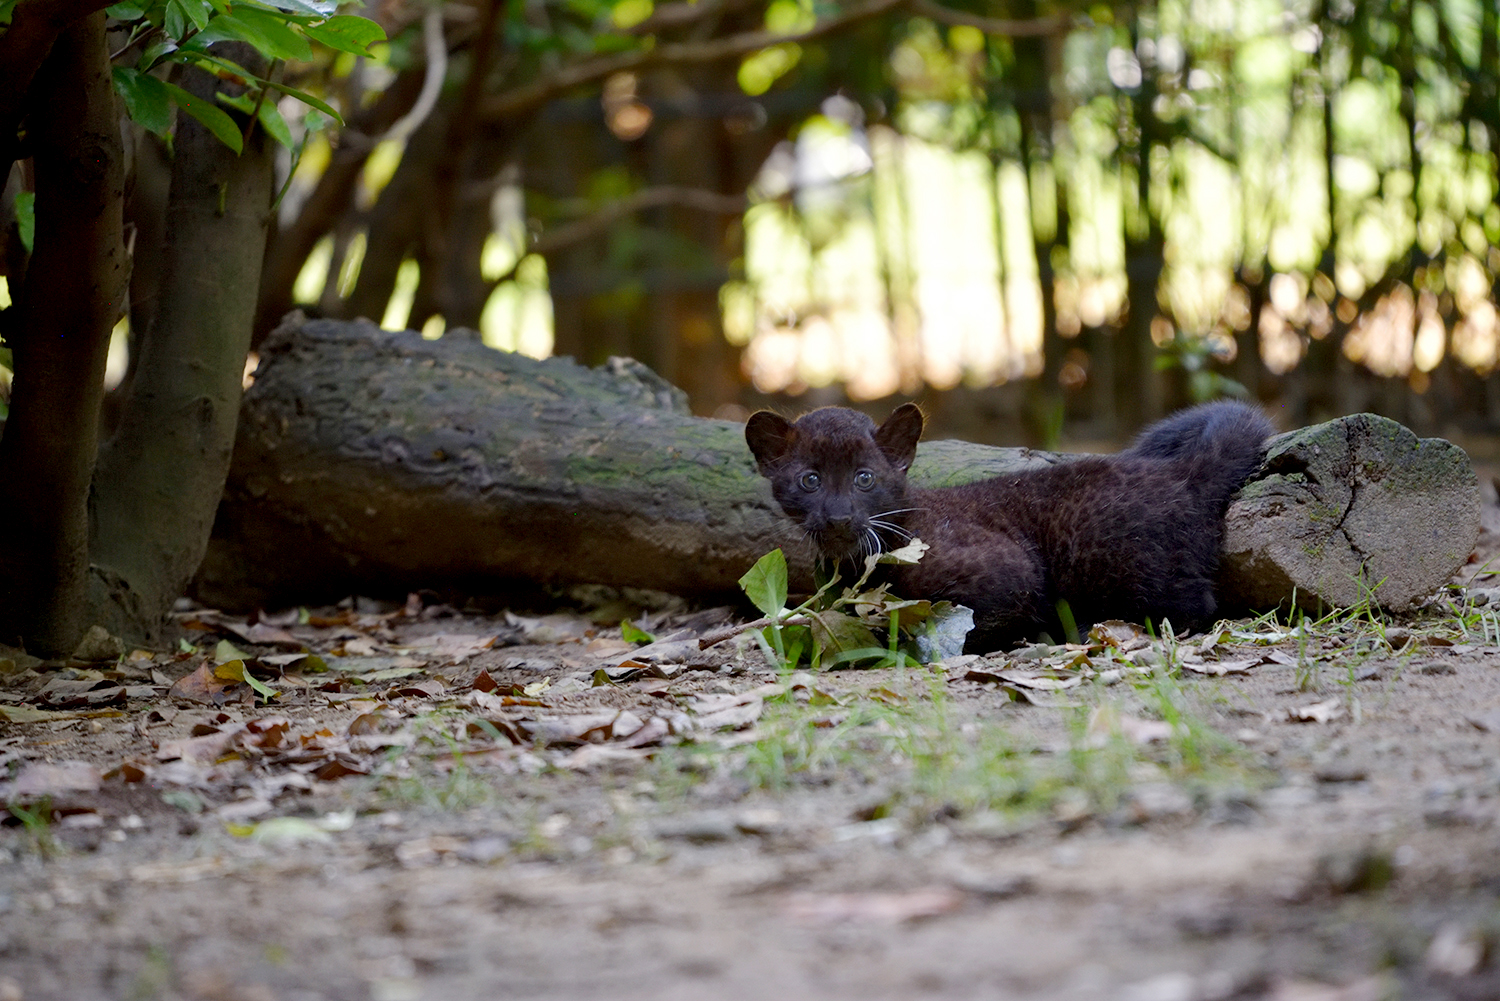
[0,705,124,724]
[614,716,670,748]
[155,724,247,762]
[168,662,240,705]
[519,712,622,745]
[1288,699,1345,724]
[1181,658,1259,676]
[0,760,101,798]
[993,671,1084,690]
[409,632,501,662]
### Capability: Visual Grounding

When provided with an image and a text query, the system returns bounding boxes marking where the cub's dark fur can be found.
[745,401,1274,653]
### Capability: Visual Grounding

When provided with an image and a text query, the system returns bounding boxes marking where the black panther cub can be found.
[745,401,1274,653]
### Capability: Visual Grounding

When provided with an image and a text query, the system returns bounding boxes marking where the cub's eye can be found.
[799,470,821,491]
[853,469,875,491]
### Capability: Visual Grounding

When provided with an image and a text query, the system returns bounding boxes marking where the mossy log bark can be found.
[195,317,1479,616]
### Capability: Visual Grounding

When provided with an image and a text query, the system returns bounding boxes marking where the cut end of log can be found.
[1220,413,1480,612]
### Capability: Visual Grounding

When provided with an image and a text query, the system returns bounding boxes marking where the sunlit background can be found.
[45,0,1500,443]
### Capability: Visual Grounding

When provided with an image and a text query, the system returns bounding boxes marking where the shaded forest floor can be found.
[7,512,1500,1000]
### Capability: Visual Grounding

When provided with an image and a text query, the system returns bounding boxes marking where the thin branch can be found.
[907,0,1072,38]
[480,0,908,121]
[698,614,811,648]
[379,5,446,145]
[489,185,749,284]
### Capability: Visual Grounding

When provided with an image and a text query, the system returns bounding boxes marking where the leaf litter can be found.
[7,569,1500,998]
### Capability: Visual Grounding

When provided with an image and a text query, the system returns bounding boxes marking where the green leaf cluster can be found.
[105,0,386,155]
[736,541,973,672]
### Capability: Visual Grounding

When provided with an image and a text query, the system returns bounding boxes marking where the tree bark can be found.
[196,316,1478,618]
[88,50,275,644]
[0,0,113,180]
[0,13,126,654]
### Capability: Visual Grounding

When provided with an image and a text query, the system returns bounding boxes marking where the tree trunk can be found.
[88,50,275,644]
[196,316,1479,619]
[0,0,112,183]
[0,13,125,654]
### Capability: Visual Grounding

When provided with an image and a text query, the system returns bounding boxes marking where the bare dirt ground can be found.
[7,513,1500,1001]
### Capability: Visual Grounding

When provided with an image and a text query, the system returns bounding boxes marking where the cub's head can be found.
[744,404,924,563]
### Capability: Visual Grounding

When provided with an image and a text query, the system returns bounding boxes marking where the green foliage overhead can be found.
[104,0,384,154]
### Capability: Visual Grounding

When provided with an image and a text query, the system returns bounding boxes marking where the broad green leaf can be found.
[237,0,338,17]
[738,548,788,619]
[218,93,291,146]
[168,0,211,32]
[263,79,342,124]
[168,47,256,84]
[214,659,279,701]
[302,14,386,54]
[823,646,902,669]
[163,0,186,39]
[620,619,655,644]
[164,80,243,153]
[106,0,149,18]
[0,0,18,23]
[12,191,34,254]
[113,67,173,136]
[214,638,250,663]
[232,6,313,60]
[217,91,256,113]
[140,37,179,69]
[195,8,311,61]
[193,14,270,52]
[257,100,293,147]
[807,609,879,655]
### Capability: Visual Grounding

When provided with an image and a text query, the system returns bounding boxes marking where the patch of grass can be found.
[378,760,497,813]
[7,797,58,856]
[649,664,1261,830]
[371,712,501,812]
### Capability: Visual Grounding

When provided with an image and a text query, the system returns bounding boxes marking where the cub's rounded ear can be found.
[874,403,923,471]
[745,411,796,475]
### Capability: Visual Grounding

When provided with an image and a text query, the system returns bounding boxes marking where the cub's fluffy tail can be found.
[1127,400,1275,508]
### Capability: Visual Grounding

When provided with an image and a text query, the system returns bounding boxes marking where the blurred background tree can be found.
[204,0,1500,444]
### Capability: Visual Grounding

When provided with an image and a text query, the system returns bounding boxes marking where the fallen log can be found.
[194,316,1479,617]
